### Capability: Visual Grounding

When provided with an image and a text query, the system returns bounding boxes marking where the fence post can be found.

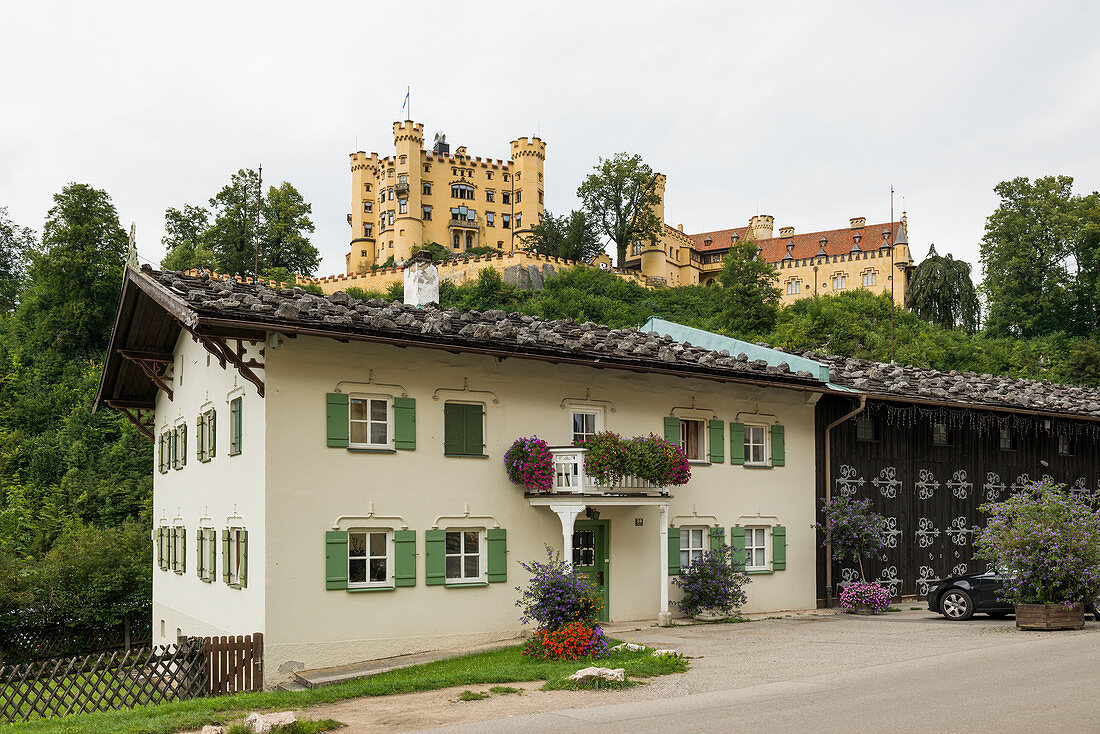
[123,614,130,652]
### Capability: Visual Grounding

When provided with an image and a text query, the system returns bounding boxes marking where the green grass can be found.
[487,686,522,695]
[910,606,922,610]
[226,719,342,734]
[457,690,490,701]
[2,641,686,734]
[886,607,902,613]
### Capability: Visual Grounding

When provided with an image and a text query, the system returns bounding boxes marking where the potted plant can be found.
[575,431,627,486]
[816,495,892,613]
[976,480,1100,630]
[672,545,750,621]
[624,434,691,486]
[515,548,608,660]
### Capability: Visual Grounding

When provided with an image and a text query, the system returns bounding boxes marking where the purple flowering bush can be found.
[839,581,891,613]
[672,545,750,618]
[976,480,1100,605]
[515,546,602,629]
[504,436,554,493]
[815,496,890,580]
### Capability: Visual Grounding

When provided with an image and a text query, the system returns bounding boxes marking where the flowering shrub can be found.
[624,434,691,486]
[976,480,1100,605]
[576,432,627,485]
[522,622,609,661]
[504,436,554,493]
[672,545,750,618]
[515,547,602,630]
[839,581,891,613]
[815,496,890,580]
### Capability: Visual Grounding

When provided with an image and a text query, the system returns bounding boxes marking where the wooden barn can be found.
[812,356,1100,604]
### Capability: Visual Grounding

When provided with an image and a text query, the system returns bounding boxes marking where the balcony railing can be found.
[549,447,665,495]
[395,182,410,197]
[449,215,480,229]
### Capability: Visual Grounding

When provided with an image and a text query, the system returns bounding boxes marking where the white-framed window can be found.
[348,529,392,588]
[349,395,391,448]
[745,527,767,570]
[680,526,707,569]
[744,424,768,465]
[227,527,246,586]
[861,269,877,287]
[570,407,604,445]
[363,223,373,238]
[399,199,408,214]
[680,419,706,461]
[445,528,484,583]
[364,201,372,213]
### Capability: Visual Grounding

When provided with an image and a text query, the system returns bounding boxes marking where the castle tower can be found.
[348,151,381,273]
[748,214,775,241]
[508,137,546,244]
[652,173,667,226]
[391,121,426,262]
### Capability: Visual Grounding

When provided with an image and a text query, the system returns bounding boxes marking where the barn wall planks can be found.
[816,396,1100,602]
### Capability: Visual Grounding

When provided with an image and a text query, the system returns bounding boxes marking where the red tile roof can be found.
[688,221,901,263]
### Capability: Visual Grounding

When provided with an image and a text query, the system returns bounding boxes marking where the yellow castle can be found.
[347,121,546,273]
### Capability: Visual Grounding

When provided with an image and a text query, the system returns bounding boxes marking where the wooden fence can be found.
[195,633,263,696]
[0,638,206,723]
[0,612,152,664]
[0,632,264,723]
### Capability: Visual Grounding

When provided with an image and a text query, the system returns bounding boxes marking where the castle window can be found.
[363,224,372,237]
[487,171,493,180]
[423,182,432,195]
[361,250,367,257]
[423,205,432,220]
[388,170,394,178]
[538,172,543,182]
[424,163,431,173]
[451,184,475,200]
[398,174,407,185]
[861,270,877,287]
[453,233,461,248]
[731,233,739,243]
[364,183,372,193]
[399,200,407,214]
[452,168,457,175]
[503,173,510,182]
[502,214,511,229]
[388,211,394,225]
[466,233,473,249]
[502,191,511,205]
[831,273,848,290]
[486,212,495,226]
[399,155,407,165]
[538,190,544,204]
[515,190,522,204]
[388,188,394,200]
[515,213,522,228]
[486,190,495,203]
[785,279,801,295]
[364,201,372,213]
[704,237,712,245]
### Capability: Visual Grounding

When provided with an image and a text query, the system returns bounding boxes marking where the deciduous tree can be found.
[521,210,604,263]
[160,204,214,272]
[576,153,662,267]
[0,206,36,313]
[717,238,781,337]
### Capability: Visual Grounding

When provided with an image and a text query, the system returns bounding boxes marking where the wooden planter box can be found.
[1015,603,1085,630]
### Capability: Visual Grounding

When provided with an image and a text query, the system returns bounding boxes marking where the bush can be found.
[838,580,891,613]
[672,545,750,617]
[624,434,691,486]
[575,432,627,485]
[504,436,554,493]
[975,480,1100,605]
[515,547,602,630]
[524,622,609,661]
[815,496,890,580]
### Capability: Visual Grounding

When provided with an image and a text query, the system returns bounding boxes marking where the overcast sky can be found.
[3,1,1099,280]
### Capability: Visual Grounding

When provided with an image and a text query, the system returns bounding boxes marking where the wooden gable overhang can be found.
[93,269,267,441]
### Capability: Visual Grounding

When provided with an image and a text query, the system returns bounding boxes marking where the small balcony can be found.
[395,182,410,197]
[449,215,480,230]
[549,447,667,496]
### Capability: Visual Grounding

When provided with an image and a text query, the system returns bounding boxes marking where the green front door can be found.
[573,520,609,622]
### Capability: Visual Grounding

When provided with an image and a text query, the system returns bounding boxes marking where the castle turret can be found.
[391,121,426,262]
[652,173,667,226]
[348,151,381,273]
[508,136,546,245]
[748,214,774,241]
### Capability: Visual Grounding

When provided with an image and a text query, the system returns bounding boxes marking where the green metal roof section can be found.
[641,316,849,390]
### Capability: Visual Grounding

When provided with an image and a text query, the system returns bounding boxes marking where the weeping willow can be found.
[906,245,981,332]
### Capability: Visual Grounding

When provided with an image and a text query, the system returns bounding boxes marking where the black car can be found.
[928,571,1100,620]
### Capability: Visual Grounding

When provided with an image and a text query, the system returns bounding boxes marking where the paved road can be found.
[420,611,1100,733]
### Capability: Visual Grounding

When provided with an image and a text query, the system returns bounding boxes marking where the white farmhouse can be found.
[96,264,832,686]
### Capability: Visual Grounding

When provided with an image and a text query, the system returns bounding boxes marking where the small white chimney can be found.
[403,250,439,308]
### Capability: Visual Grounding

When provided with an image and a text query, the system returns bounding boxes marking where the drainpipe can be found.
[823,394,866,606]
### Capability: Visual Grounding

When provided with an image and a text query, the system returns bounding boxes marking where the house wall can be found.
[151,333,266,646]
[262,335,820,681]
[815,395,1100,602]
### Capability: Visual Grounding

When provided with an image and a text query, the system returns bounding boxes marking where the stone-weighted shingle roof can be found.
[147,267,825,388]
[806,352,1100,419]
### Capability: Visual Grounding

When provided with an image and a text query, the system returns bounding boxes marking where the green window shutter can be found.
[239,530,248,588]
[196,415,203,462]
[230,397,242,455]
[425,529,445,585]
[180,424,187,466]
[486,528,507,583]
[730,526,747,569]
[196,529,202,577]
[394,530,416,587]
[170,428,177,469]
[222,530,231,584]
[208,410,216,458]
[667,527,681,575]
[708,420,725,464]
[443,403,465,455]
[730,422,745,465]
[465,404,485,455]
[207,529,216,582]
[325,393,349,448]
[663,416,680,445]
[393,397,416,450]
[772,525,787,571]
[325,531,348,590]
[180,528,186,574]
[770,424,786,467]
[157,434,164,473]
[709,526,726,553]
[156,527,163,569]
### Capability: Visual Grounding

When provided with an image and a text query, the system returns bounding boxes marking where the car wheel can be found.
[940,589,974,620]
